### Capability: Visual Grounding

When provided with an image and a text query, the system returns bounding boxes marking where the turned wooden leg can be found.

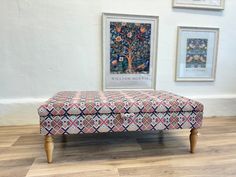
[44,135,54,163]
[189,128,198,153]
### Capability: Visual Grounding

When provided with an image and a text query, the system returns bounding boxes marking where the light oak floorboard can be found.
[0,117,235,177]
[0,136,19,147]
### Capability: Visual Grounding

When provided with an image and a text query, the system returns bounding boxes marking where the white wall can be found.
[0,0,236,125]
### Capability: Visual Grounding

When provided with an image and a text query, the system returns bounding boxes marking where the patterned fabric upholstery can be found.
[39,91,204,135]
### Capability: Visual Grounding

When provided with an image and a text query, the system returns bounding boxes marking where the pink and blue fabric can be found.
[38,90,204,135]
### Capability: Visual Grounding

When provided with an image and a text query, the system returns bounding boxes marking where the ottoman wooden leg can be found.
[189,128,198,153]
[44,135,54,163]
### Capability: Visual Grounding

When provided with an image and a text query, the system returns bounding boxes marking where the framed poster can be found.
[103,13,159,90]
[173,0,225,10]
[175,26,219,81]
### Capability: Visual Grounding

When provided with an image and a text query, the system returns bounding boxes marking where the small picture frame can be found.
[172,0,225,10]
[175,26,219,81]
[102,13,159,90]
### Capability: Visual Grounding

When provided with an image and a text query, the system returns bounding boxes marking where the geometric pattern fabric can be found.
[39,91,204,135]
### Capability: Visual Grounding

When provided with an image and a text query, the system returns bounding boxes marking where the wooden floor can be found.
[0,117,236,177]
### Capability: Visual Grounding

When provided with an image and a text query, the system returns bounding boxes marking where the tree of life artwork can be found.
[110,22,151,74]
[186,38,208,68]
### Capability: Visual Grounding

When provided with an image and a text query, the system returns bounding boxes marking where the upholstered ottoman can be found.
[38,91,204,163]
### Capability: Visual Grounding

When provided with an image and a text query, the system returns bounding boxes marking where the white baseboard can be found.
[195,98,236,117]
[0,97,236,126]
[0,102,42,126]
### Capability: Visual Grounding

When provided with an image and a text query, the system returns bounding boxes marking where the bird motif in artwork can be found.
[111,60,118,66]
[140,26,146,33]
[136,63,145,70]
[187,55,206,63]
[116,26,122,33]
[135,60,149,71]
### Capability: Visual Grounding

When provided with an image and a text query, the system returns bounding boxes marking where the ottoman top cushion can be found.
[38,91,203,117]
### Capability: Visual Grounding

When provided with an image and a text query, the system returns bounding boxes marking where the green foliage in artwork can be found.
[110,22,151,74]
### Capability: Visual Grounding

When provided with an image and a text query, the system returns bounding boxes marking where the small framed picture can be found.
[102,13,159,90]
[175,26,219,81]
[173,0,225,10]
